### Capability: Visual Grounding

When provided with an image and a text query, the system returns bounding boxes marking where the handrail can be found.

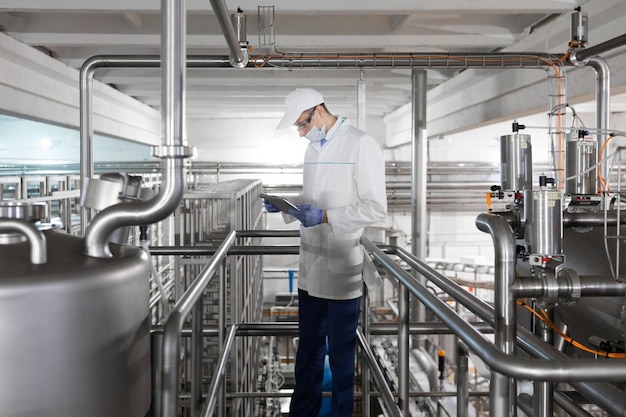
[356,328,403,417]
[160,230,237,417]
[194,322,403,417]
[360,237,626,382]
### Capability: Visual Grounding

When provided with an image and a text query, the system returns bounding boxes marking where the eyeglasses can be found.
[294,108,316,130]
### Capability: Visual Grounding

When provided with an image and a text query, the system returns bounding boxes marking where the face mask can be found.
[304,114,327,142]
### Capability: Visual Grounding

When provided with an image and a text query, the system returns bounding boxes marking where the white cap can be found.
[276,88,324,129]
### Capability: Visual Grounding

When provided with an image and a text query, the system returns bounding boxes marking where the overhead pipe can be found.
[208,0,248,67]
[83,0,193,257]
[571,33,626,62]
[78,50,562,237]
[79,55,235,237]
[255,52,565,69]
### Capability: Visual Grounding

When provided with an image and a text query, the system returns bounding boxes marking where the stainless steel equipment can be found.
[526,187,563,259]
[0,230,151,417]
[500,133,532,192]
[565,137,597,195]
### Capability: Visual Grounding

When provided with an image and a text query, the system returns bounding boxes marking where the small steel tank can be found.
[0,229,151,417]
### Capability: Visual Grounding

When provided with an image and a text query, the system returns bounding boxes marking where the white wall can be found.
[186,114,386,165]
[0,32,160,146]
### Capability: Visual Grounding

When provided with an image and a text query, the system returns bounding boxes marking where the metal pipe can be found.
[534,309,554,417]
[517,393,534,417]
[218,259,227,417]
[361,284,371,417]
[84,0,192,257]
[191,299,203,416]
[563,210,626,227]
[148,245,300,256]
[475,213,517,416]
[257,52,565,69]
[411,69,428,349]
[512,274,626,298]
[200,323,238,417]
[572,33,626,62]
[361,238,626,381]
[0,219,46,264]
[456,342,469,417]
[356,329,403,417]
[357,71,366,130]
[386,245,626,416]
[161,230,237,417]
[398,285,410,414]
[588,57,610,197]
[553,390,593,417]
[208,0,247,66]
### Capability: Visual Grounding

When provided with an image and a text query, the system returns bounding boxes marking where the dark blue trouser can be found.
[289,289,361,417]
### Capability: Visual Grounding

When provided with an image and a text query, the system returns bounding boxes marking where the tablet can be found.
[259,193,300,213]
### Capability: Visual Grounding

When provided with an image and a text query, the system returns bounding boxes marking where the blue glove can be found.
[263,200,280,213]
[288,204,324,227]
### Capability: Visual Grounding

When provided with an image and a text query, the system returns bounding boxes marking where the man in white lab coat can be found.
[270,88,387,417]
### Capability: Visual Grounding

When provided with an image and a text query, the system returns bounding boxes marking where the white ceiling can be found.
[0,0,624,131]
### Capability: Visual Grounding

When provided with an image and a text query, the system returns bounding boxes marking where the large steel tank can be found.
[0,229,151,417]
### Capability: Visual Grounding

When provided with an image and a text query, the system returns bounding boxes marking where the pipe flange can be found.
[543,269,560,304]
[569,48,590,67]
[152,145,195,159]
[559,267,581,305]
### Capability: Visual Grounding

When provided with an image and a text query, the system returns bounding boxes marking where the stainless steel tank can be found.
[0,230,151,417]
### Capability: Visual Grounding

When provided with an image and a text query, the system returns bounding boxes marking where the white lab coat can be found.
[297,118,387,300]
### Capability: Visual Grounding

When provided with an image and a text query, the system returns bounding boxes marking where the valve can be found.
[437,350,446,380]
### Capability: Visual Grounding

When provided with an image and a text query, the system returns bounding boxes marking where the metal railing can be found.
[152,230,492,417]
[361,232,626,416]
[152,225,626,416]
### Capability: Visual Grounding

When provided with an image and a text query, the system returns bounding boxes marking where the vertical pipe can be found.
[232,254,240,415]
[411,69,428,260]
[411,70,428,343]
[191,299,203,416]
[84,0,188,257]
[159,0,187,414]
[476,213,517,416]
[357,71,366,130]
[162,0,185,150]
[219,260,227,417]
[397,285,410,414]
[587,57,609,196]
[79,62,95,235]
[456,342,469,417]
[534,308,554,417]
[361,283,371,417]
